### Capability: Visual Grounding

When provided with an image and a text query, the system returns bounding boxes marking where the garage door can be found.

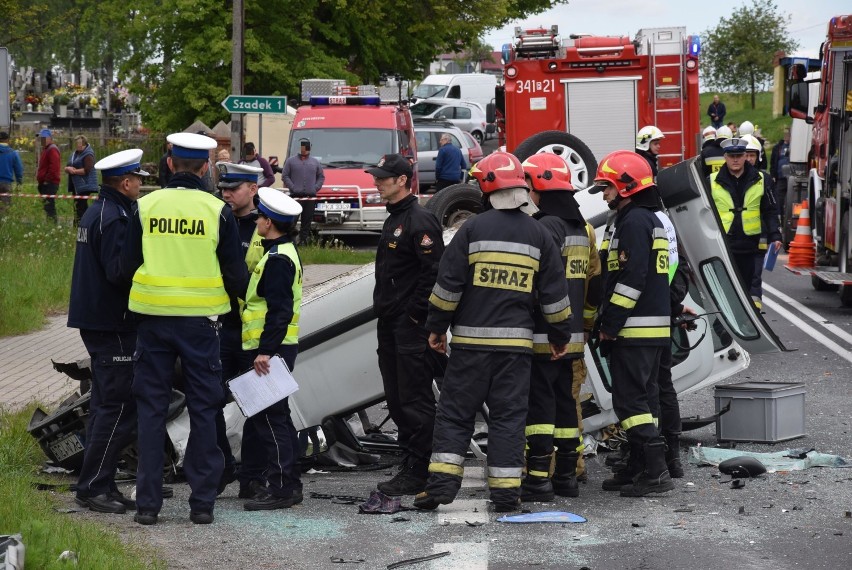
[565,78,638,162]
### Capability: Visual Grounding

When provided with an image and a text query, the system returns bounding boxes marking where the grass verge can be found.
[699,91,792,145]
[0,404,164,569]
[0,184,376,337]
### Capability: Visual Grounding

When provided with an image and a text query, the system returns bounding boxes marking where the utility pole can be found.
[230,0,244,158]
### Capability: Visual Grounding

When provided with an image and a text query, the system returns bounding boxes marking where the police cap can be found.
[257,187,302,223]
[167,132,216,159]
[95,148,150,178]
[720,137,748,154]
[216,162,263,189]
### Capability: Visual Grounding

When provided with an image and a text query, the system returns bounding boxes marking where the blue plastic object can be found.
[764,246,779,271]
[497,511,587,524]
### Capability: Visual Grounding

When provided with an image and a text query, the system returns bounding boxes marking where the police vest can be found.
[241,242,302,350]
[710,173,764,236]
[129,189,230,316]
[244,228,264,272]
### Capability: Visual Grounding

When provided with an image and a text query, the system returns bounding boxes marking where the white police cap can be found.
[95,148,150,177]
[257,187,302,222]
[720,137,748,154]
[167,132,216,159]
[216,162,263,188]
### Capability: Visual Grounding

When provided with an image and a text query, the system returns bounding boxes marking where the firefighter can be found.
[635,126,665,178]
[519,153,601,501]
[589,150,674,497]
[739,121,767,170]
[121,132,248,525]
[708,137,782,295]
[69,149,149,514]
[414,152,573,513]
[701,125,730,177]
[702,126,717,149]
[366,153,444,496]
[742,134,778,309]
[241,187,305,511]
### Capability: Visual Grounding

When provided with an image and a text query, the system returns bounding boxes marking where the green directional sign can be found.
[221,95,288,114]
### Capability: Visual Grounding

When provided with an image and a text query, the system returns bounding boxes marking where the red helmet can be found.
[470,151,526,194]
[593,150,655,198]
[521,153,574,192]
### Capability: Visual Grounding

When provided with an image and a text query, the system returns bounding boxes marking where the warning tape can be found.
[0,192,96,200]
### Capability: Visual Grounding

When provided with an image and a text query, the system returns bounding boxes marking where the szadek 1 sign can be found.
[0,48,10,128]
[222,95,289,157]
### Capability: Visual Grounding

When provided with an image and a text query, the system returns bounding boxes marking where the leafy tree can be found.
[700,0,798,109]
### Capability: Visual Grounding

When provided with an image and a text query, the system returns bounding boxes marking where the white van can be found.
[412,73,497,110]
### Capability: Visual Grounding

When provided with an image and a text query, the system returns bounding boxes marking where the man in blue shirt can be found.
[0,131,24,213]
[434,134,466,192]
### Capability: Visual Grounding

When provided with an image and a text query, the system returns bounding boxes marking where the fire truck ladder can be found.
[649,31,686,163]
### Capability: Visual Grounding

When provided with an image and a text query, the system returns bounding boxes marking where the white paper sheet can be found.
[227,356,299,417]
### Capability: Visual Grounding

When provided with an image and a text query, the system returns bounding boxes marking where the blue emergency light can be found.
[309,96,382,106]
[688,35,701,57]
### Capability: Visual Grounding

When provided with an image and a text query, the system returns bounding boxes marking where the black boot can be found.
[605,443,630,469]
[620,440,675,497]
[602,442,643,491]
[552,451,579,498]
[664,434,684,478]
[521,455,554,502]
[377,456,428,496]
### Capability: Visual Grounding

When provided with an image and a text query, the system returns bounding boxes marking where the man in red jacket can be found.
[37,129,61,223]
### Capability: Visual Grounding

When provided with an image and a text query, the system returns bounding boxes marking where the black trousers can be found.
[434,179,460,192]
[526,357,579,457]
[39,182,58,221]
[732,252,757,293]
[376,314,436,462]
[648,345,681,436]
[610,344,663,445]
[427,349,530,504]
[76,329,137,498]
[296,198,316,243]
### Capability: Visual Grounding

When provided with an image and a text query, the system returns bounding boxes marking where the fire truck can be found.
[285,79,419,232]
[786,15,852,305]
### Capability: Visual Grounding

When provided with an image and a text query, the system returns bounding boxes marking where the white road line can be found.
[762,297,852,365]
[432,542,488,569]
[764,284,852,345]
[435,499,490,524]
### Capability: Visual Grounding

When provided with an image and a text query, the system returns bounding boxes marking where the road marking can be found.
[435,499,490,524]
[432,542,488,569]
[461,465,484,487]
[762,296,852,365]
[764,284,852,345]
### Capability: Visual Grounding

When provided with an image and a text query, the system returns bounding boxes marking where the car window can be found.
[288,128,394,165]
[411,103,442,117]
[447,85,461,99]
[462,132,477,147]
[435,107,453,120]
[415,131,433,152]
[699,258,760,340]
[454,107,472,120]
[446,133,462,148]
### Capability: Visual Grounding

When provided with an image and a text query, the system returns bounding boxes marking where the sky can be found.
[483,0,848,59]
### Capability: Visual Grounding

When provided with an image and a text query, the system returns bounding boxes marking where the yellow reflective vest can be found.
[241,242,302,350]
[710,172,764,236]
[129,189,230,316]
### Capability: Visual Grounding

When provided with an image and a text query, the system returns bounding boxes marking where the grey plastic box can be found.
[714,382,806,443]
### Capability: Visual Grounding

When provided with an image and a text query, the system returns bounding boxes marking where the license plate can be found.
[317,202,352,211]
[49,433,84,462]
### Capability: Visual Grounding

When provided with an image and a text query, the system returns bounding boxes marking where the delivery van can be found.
[412,73,497,110]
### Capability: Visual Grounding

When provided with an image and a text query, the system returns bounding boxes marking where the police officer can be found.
[366,154,444,496]
[742,134,778,309]
[519,153,601,501]
[590,150,673,497]
[121,132,248,525]
[414,152,573,513]
[214,162,266,497]
[69,149,148,514]
[708,137,781,294]
[241,187,305,511]
[701,125,730,177]
[635,126,665,178]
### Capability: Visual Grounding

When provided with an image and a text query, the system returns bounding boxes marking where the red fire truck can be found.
[496,25,701,188]
[786,14,852,305]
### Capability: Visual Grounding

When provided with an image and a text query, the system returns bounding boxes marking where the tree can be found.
[700,0,798,109]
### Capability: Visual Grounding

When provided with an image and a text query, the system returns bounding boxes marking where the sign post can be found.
[0,48,10,129]
[221,95,289,157]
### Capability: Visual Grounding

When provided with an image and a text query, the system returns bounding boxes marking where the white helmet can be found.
[702,126,717,142]
[741,134,763,158]
[739,121,755,136]
[636,125,665,151]
[715,125,733,140]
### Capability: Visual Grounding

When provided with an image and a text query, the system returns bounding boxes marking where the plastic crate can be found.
[714,382,806,443]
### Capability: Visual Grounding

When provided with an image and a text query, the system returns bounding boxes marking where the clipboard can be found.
[226,356,299,417]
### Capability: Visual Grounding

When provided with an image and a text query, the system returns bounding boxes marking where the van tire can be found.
[513,131,597,190]
[472,130,484,144]
[424,183,482,229]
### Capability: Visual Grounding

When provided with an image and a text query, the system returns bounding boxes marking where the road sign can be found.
[221,95,288,114]
[0,48,10,128]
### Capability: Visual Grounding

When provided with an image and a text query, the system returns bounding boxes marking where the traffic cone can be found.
[786,199,815,269]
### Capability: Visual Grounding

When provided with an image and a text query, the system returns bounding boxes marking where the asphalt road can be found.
[60,256,852,569]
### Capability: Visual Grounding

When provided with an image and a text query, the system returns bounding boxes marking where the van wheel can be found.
[513,131,597,190]
[424,183,482,229]
[472,131,484,144]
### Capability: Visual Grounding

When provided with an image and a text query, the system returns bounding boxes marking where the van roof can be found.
[292,104,404,129]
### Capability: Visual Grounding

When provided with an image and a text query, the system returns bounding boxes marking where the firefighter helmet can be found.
[636,126,665,151]
[591,150,655,197]
[715,125,733,140]
[702,126,717,142]
[741,134,762,154]
[521,153,574,192]
[470,151,526,194]
[739,120,755,136]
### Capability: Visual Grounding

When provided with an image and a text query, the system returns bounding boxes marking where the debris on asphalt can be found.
[689,446,851,472]
[330,556,365,563]
[387,551,450,568]
[359,490,403,514]
[731,479,746,489]
[465,521,485,527]
[391,516,410,523]
[719,456,767,478]
[673,506,694,512]
[631,522,645,528]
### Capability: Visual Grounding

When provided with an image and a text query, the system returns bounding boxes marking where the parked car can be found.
[410,98,489,143]
[414,119,482,192]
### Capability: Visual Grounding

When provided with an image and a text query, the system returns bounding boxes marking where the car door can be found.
[415,130,436,186]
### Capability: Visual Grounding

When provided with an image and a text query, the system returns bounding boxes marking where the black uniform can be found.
[374,194,444,468]
[636,149,659,178]
[425,207,573,506]
[68,184,137,502]
[701,141,725,177]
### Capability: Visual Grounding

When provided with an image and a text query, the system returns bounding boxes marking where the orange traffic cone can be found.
[786,199,815,269]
